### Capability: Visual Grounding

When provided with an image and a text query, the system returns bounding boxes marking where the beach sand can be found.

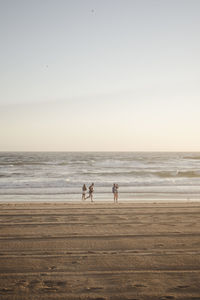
[0,201,200,300]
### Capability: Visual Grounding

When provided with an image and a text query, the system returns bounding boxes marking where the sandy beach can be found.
[0,201,200,300]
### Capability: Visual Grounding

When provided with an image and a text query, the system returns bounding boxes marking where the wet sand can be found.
[0,201,200,300]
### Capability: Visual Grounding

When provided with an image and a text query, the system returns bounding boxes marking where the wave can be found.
[0,172,27,177]
[184,156,200,160]
[81,171,148,177]
[155,170,200,178]
[82,170,200,179]
[0,162,47,166]
[0,174,11,178]
[1,170,200,180]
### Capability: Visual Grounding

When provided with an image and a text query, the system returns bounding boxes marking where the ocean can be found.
[0,152,200,202]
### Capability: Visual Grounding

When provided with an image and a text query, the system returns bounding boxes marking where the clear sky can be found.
[1,0,200,151]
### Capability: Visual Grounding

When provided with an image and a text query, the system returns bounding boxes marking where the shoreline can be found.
[1,198,200,204]
[1,191,200,203]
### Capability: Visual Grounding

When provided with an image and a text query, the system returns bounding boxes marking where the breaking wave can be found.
[155,170,200,178]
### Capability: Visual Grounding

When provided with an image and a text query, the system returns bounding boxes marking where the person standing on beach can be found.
[86,183,94,202]
[112,183,119,203]
[82,184,87,201]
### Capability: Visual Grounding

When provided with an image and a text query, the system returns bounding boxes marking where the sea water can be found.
[0,152,200,201]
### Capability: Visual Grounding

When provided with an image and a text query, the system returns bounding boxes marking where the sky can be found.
[0,0,200,151]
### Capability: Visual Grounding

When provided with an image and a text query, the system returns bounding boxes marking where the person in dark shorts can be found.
[86,183,94,202]
[112,183,119,203]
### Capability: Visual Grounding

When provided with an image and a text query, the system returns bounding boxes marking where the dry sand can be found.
[0,201,200,300]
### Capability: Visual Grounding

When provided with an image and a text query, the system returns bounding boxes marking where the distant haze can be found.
[1,0,200,151]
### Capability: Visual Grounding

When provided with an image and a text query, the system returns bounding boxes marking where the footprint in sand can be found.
[0,288,13,293]
[86,287,103,292]
[41,287,58,292]
[44,280,55,287]
[48,265,56,270]
[16,280,27,286]
[133,284,146,288]
[28,280,40,288]
[155,243,164,248]
[56,281,67,287]
[177,285,190,289]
